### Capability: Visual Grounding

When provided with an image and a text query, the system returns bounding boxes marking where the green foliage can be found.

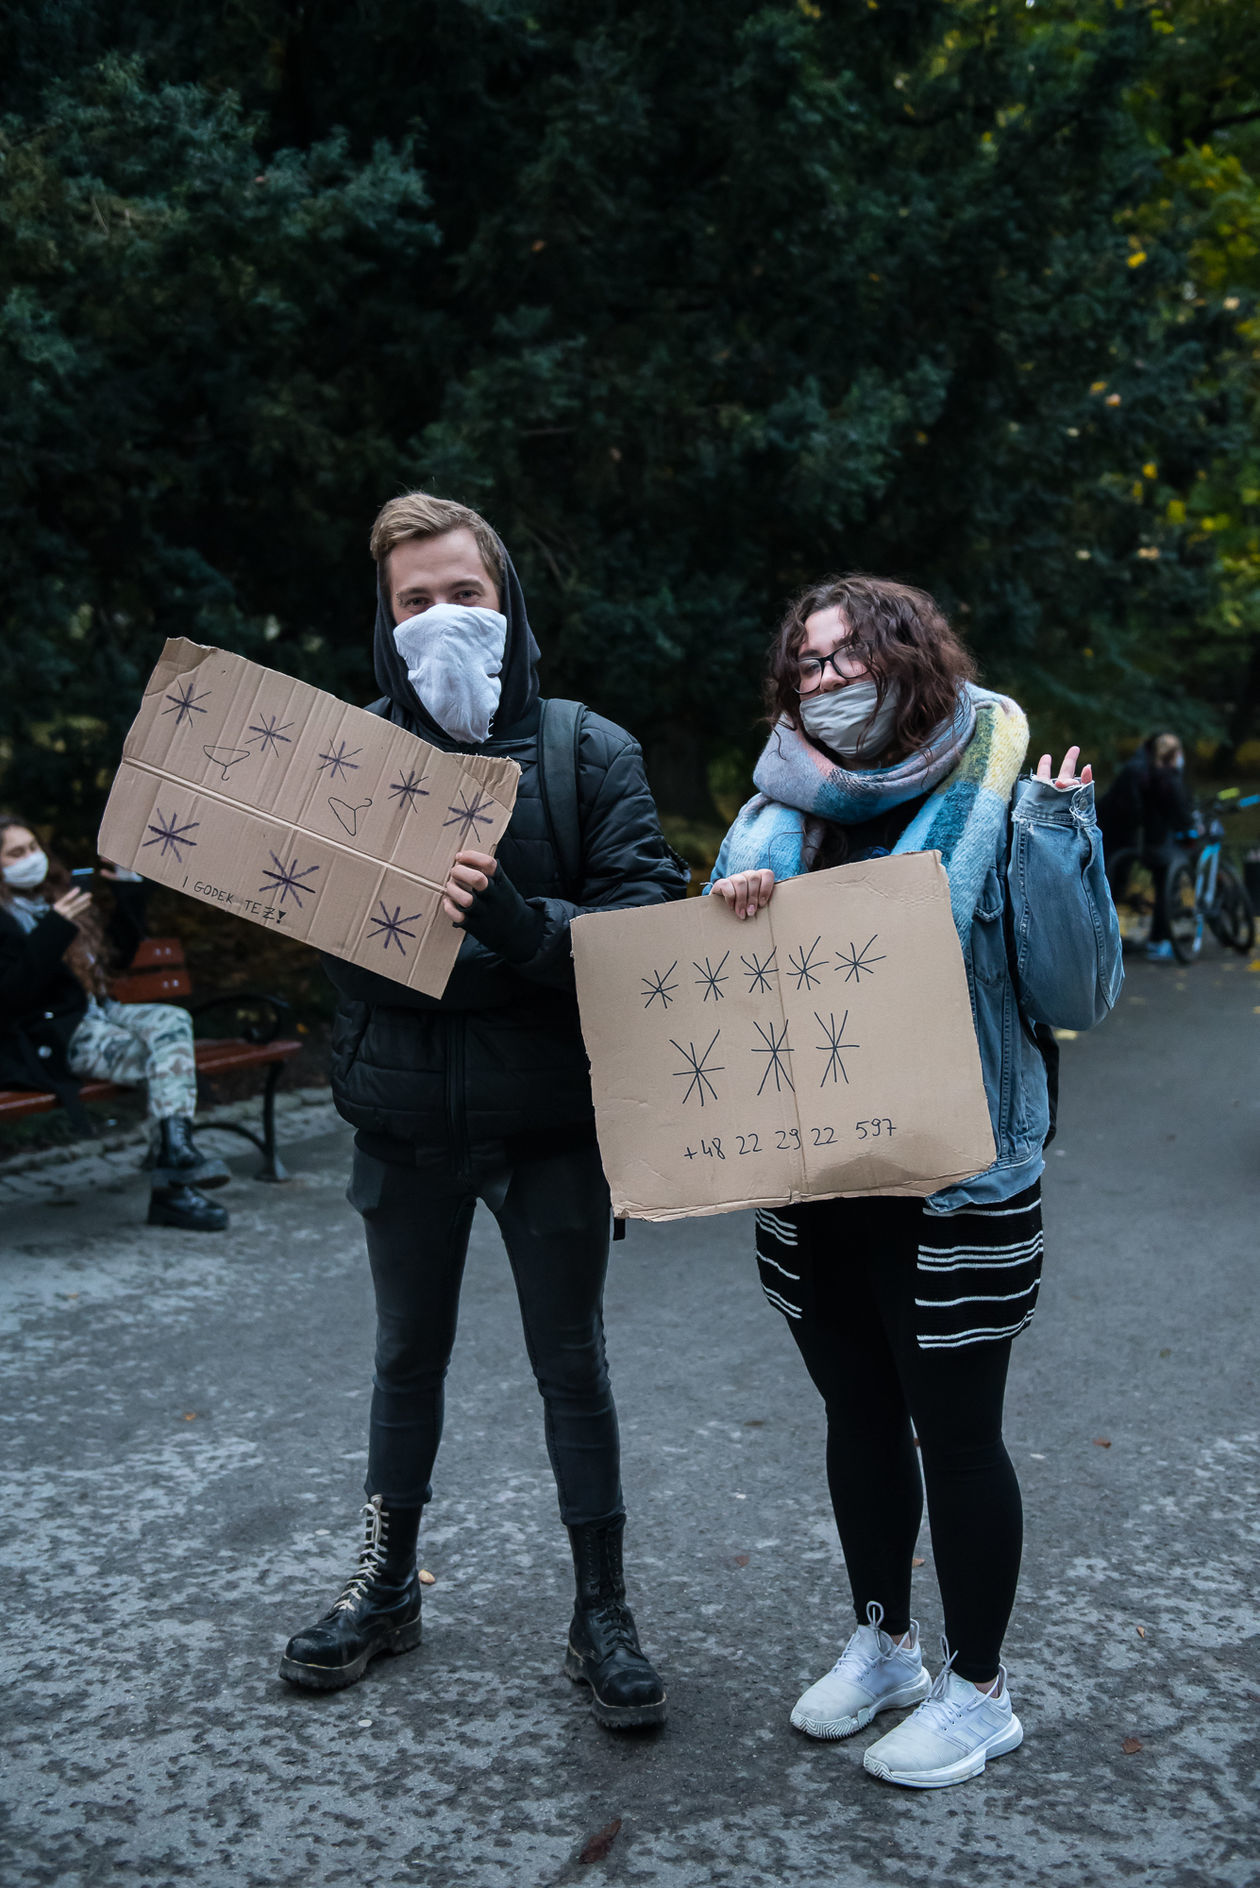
[0,54,437,825]
[1,0,1258,835]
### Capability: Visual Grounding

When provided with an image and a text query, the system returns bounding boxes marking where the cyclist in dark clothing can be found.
[279,493,688,1728]
[1097,733,1194,958]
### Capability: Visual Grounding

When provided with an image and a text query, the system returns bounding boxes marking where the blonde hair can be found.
[369,492,505,588]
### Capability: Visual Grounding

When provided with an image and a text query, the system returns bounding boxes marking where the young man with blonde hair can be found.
[279,493,687,1728]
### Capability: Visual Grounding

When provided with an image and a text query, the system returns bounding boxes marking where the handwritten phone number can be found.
[683,1121,898,1161]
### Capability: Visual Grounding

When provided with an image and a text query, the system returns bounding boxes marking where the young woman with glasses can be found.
[706,575,1122,1789]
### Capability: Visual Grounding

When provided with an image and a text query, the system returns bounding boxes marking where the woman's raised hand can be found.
[711,868,776,920]
[1036,746,1093,790]
[52,888,92,925]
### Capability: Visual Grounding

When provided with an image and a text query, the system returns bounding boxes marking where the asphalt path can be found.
[1,952,1257,1888]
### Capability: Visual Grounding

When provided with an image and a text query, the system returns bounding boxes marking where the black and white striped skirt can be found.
[754,1182,1043,1351]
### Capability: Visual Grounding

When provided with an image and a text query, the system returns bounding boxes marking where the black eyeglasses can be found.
[796,650,860,697]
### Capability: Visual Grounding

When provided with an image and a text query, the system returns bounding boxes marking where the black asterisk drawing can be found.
[670,1031,724,1107]
[141,808,199,863]
[692,952,730,1003]
[247,714,294,755]
[443,791,496,844]
[162,683,210,727]
[641,962,679,1010]
[740,947,778,994]
[317,740,362,782]
[835,935,886,983]
[259,851,320,909]
[389,770,430,812]
[751,1019,794,1096]
[788,936,827,992]
[367,900,425,956]
[815,1010,860,1086]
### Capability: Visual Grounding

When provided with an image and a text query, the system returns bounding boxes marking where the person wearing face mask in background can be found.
[1096,731,1194,961]
[279,492,688,1728]
[0,816,230,1230]
[706,575,1122,1791]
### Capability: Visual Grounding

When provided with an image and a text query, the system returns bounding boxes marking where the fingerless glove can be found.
[457,862,546,965]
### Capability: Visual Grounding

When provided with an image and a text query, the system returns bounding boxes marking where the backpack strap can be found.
[537,697,627,1239]
[537,698,586,900]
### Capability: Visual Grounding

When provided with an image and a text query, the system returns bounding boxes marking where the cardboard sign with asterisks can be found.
[99,639,520,997]
[570,852,996,1218]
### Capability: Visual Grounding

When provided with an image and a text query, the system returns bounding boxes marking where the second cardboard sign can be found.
[99,638,520,998]
[571,852,996,1220]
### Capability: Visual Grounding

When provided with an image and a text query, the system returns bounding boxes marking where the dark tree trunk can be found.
[1226,639,1260,758]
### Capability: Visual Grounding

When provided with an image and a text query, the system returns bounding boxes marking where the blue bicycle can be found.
[1165,791,1258,964]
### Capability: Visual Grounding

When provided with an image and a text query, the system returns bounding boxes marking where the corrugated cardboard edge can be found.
[608,1170,995,1223]
[143,637,216,700]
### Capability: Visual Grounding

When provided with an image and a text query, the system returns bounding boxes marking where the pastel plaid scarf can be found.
[708,684,1030,945]
[755,690,977,824]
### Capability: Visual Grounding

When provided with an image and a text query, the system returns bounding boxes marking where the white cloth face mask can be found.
[392,604,508,745]
[799,678,901,763]
[3,849,50,891]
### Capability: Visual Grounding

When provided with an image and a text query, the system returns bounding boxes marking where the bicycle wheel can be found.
[1207,863,1256,954]
[1165,861,1201,963]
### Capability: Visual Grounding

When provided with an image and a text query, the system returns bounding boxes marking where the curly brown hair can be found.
[763,574,976,763]
[0,815,111,997]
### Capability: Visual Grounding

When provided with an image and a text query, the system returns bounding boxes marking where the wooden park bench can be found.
[0,938,302,1181]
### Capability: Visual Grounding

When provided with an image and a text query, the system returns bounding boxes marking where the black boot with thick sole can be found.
[147,1183,229,1231]
[565,1518,668,1730]
[280,1497,424,1692]
[151,1116,231,1190]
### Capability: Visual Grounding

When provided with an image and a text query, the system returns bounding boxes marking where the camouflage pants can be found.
[67,999,198,1124]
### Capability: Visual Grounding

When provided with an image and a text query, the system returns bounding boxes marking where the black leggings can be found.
[348,1141,622,1529]
[786,1197,1023,1683]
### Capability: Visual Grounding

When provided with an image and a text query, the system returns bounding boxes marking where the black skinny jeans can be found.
[348,1141,623,1528]
[786,1197,1023,1683]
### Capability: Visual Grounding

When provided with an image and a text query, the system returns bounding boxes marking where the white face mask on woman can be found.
[3,848,50,892]
[799,679,901,763]
[392,603,508,745]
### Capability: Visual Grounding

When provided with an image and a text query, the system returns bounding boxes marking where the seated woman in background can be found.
[0,814,230,1231]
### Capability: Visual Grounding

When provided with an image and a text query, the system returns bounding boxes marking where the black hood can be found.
[371,540,542,744]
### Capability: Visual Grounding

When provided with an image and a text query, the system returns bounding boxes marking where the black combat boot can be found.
[147,1183,229,1231]
[565,1518,668,1730]
[151,1116,231,1190]
[279,1496,424,1691]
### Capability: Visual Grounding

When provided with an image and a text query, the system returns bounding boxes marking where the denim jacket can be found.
[708,773,1123,1209]
[930,773,1122,1207]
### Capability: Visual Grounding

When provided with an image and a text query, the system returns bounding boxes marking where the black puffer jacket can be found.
[324,547,688,1167]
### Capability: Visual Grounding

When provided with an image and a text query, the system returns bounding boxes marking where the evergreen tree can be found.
[1,1,1256,832]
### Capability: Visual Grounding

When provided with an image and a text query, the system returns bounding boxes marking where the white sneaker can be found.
[863,1645,1023,1789]
[791,1603,932,1740]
